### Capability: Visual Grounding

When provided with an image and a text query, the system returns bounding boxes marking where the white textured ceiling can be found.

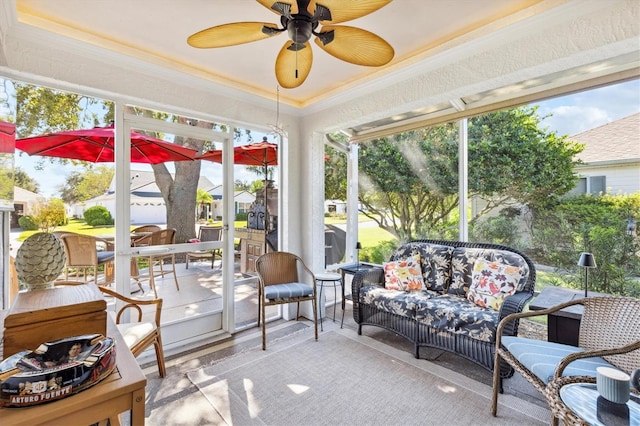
[15,0,546,107]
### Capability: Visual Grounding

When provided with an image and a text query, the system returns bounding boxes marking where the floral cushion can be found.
[383,254,424,291]
[360,286,439,319]
[390,242,453,292]
[414,294,500,342]
[467,258,522,310]
[448,247,530,297]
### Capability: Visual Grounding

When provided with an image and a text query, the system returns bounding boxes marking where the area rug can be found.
[187,329,549,425]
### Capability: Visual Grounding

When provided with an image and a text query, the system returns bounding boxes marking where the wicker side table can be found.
[546,375,640,426]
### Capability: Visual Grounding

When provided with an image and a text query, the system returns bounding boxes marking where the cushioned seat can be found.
[360,286,439,320]
[264,282,314,300]
[415,294,500,342]
[501,336,613,383]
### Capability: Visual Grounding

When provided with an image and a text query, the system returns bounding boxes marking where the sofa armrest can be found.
[351,266,384,323]
[497,291,535,337]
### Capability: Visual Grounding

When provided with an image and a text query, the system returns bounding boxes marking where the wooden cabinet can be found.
[235,228,267,274]
[3,284,106,357]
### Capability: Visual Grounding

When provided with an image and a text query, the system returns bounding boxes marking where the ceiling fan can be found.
[187,0,395,89]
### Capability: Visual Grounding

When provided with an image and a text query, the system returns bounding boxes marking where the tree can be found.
[324,145,347,201]
[196,188,213,220]
[35,199,66,232]
[353,106,582,240]
[13,167,40,193]
[58,165,114,203]
[359,124,459,240]
[468,107,582,214]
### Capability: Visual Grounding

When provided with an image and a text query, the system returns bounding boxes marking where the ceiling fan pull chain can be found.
[295,28,299,79]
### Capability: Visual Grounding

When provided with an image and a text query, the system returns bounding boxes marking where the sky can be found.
[11,79,640,198]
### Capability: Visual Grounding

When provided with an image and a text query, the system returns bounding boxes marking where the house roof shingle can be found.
[570,113,640,163]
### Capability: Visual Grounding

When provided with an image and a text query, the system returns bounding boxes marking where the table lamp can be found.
[356,242,362,270]
[577,252,597,297]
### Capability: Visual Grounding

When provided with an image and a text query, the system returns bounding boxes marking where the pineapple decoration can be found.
[15,232,66,290]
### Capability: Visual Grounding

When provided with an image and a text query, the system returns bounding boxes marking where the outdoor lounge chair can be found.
[255,251,318,350]
[491,296,640,424]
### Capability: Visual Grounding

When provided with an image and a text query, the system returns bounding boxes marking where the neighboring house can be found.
[325,199,346,214]
[568,113,640,196]
[77,170,216,224]
[11,186,45,228]
[470,113,640,243]
[203,185,255,219]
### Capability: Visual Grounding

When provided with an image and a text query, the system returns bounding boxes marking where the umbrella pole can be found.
[263,161,269,254]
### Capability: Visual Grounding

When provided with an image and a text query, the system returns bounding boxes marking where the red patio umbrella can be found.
[0,121,16,154]
[16,125,198,163]
[197,137,278,248]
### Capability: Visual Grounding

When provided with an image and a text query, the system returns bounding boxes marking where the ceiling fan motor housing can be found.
[285,16,316,44]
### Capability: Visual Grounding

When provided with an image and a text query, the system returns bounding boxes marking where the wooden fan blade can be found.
[314,0,392,23]
[187,22,280,48]
[314,25,394,66]
[275,41,313,89]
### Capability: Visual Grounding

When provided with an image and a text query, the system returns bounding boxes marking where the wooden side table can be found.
[529,286,608,346]
[1,316,147,425]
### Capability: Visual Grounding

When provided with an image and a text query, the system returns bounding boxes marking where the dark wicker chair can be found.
[491,296,640,423]
[255,251,318,350]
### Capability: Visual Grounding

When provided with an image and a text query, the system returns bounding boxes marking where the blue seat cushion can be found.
[264,283,313,300]
[97,251,115,263]
[501,336,614,384]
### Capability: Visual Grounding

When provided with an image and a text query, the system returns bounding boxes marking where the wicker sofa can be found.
[351,239,536,377]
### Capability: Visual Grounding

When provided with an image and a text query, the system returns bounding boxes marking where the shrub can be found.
[36,199,67,232]
[361,239,398,264]
[83,206,114,227]
[18,215,39,231]
[470,213,520,247]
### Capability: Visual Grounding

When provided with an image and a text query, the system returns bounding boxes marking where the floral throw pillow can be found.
[467,258,522,310]
[383,254,424,291]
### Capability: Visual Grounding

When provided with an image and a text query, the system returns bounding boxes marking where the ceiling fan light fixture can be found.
[287,19,314,43]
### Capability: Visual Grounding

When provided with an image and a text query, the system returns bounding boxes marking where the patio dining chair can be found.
[255,251,318,350]
[59,233,115,285]
[185,225,223,269]
[132,228,179,298]
[491,296,640,424]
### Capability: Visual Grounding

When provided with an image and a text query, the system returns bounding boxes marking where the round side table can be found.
[315,272,343,331]
[546,375,640,426]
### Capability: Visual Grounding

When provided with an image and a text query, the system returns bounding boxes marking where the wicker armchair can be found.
[59,233,115,285]
[255,251,318,350]
[491,296,640,422]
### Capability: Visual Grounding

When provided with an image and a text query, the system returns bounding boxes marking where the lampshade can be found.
[356,242,362,250]
[577,252,597,268]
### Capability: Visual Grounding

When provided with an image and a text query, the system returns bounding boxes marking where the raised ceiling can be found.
[15,0,546,107]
